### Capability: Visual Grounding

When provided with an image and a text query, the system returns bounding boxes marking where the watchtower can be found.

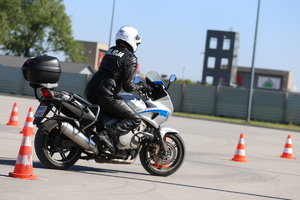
[201,30,240,86]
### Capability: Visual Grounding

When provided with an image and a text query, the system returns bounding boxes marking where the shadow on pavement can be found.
[0,157,291,200]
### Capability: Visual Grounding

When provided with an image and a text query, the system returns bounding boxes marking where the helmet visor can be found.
[135,34,141,43]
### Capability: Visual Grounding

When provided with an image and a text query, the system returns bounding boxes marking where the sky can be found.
[62,0,300,91]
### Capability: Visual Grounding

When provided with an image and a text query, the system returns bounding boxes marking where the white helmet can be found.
[116,25,142,52]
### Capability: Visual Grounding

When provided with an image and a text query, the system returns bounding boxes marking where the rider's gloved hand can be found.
[140,86,151,93]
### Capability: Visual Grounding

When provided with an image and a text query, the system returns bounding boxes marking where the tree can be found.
[0,0,86,62]
[176,79,195,84]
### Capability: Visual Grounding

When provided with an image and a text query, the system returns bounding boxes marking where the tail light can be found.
[39,88,61,98]
[40,88,52,98]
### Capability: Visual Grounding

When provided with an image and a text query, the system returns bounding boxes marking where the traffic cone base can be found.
[7,134,38,180]
[20,107,35,135]
[230,155,248,163]
[280,153,294,159]
[7,170,38,180]
[7,102,20,126]
[230,134,248,163]
[280,135,295,159]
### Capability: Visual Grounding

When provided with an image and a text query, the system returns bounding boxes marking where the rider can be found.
[85,25,144,154]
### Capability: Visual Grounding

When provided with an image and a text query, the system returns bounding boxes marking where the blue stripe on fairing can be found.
[138,109,169,117]
[152,81,164,85]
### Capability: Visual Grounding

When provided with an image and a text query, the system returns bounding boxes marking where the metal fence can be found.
[0,65,88,97]
[168,83,300,125]
[1,65,300,125]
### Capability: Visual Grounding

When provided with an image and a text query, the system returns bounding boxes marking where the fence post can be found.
[19,72,26,95]
[214,85,220,116]
[179,83,186,112]
[283,92,289,124]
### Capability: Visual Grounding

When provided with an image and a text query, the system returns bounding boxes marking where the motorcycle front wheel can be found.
[34,119,82,169]
[139,133,185,176]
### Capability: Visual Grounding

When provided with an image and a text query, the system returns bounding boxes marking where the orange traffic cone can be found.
[230,134,248,163]
[7,102,20,126]
[280,135,295,159]
[7,129,38,180]
[20,107,35,135]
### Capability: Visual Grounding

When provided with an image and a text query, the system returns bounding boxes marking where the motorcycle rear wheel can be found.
[34,119,82,170]
[139,133,185,176]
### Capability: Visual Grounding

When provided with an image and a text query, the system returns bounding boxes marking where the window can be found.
[205,76,214,84]
[209,37,218,49]
[222,38,231,50]
[207,57,215,68]
[220,58,229,69]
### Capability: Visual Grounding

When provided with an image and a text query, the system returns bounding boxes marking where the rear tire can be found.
[139,133,185,176]
[34,119,82,169]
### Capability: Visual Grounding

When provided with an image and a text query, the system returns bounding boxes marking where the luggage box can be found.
[22,55,61,87]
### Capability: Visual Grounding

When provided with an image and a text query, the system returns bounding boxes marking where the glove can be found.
[140,86,151,93]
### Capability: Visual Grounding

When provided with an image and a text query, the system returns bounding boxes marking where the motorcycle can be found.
[22,55,185,176]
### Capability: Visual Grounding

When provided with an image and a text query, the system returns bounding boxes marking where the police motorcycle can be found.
[22,55,185,176]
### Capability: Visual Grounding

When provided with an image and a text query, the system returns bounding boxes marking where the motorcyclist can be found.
[85,25,143,154]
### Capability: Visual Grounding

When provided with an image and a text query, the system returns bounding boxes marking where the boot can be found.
[96,130,115,154]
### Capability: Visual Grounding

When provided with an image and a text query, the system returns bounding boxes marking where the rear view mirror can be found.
[166,74,177,89]
[169,75,177,82]
[134,76,141,83]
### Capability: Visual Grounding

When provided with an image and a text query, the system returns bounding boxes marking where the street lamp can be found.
[108,0,116,47]
[247,0,261,122]
[182,65,188,80]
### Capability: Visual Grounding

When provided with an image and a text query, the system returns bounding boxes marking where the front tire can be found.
[139,133,185,176]
[34,119,82,169]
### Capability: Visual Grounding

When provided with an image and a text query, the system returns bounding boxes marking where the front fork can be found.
[157,126,179,155]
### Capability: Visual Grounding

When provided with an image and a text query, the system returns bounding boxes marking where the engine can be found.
[116,121,147,150]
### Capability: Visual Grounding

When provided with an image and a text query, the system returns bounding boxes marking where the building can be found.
[80,40,142,75]
[0,55,95,75]
[201,30,293,92]
[79,41,109,71]
[201,30,240,87]
[237,66,293,92]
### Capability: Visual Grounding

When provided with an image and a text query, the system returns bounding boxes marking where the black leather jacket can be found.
[85,45,142,98]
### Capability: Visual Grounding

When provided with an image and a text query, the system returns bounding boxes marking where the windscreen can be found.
[145,71,167,100]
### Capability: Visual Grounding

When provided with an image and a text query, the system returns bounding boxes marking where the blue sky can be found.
[62,0,300,91]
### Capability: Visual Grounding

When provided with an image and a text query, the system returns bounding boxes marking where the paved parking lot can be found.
[0,94,299,200]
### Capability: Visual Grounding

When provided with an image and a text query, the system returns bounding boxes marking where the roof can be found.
[237,66,290,75]
[0,55,95,74]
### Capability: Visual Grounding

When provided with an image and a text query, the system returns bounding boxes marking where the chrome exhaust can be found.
[60,122,99,155]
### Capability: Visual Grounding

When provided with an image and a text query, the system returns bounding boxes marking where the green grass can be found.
[174,112,300,132]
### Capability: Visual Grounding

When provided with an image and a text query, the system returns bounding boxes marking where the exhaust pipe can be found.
[60,122,99,155]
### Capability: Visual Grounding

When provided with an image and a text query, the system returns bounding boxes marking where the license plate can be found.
[34,106,48,118]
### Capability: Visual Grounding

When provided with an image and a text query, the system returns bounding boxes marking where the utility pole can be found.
[108,0,116,47]
[182,65,188,80]
[247,0,261,122]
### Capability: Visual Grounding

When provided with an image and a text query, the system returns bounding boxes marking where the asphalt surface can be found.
[0,94,299,200]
